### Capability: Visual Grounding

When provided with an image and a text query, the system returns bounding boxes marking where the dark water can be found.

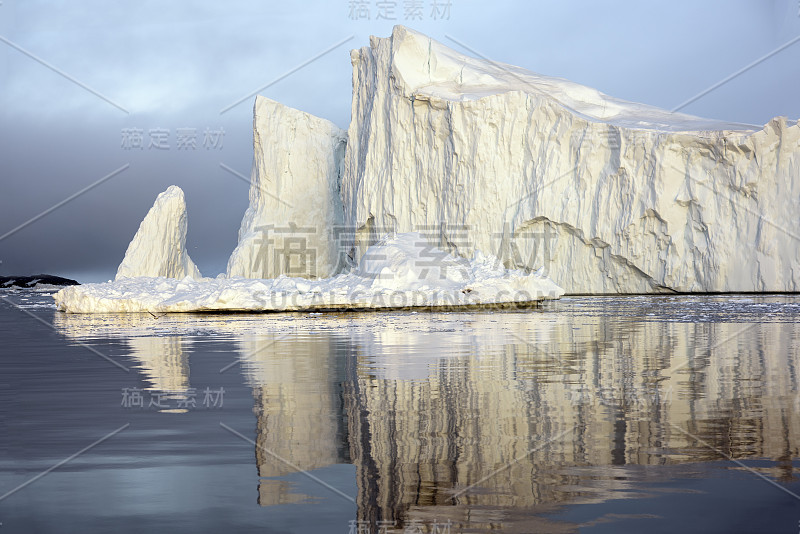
[2,290,800,533]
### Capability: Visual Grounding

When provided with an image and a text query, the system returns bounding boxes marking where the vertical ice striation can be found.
[341,26,800,293]
[115,185,201,280]
[226,96,348,279]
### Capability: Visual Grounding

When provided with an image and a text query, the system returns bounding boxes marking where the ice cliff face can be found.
[341,26,800,293]
[226,96,348,279]
[115,186,201,280]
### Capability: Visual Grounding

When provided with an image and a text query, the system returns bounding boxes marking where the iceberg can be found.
[342,26,800,293]
[54,233,563,313]
[226,96,348,279]
[115,185,201,281]
[54,26,800,313]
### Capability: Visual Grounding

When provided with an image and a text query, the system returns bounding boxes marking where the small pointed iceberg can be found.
[115,186,201,280]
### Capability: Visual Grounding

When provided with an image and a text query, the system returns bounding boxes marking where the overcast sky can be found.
[1,0,798,282]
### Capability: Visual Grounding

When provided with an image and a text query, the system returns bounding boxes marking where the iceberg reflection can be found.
[54,297,800,531]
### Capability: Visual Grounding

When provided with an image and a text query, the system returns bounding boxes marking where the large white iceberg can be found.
[115,185,201,281]
[341,26,800,293]
[55,26,800,313]
[55,233,563,312]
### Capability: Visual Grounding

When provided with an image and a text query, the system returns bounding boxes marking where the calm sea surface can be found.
[2,290,800,533]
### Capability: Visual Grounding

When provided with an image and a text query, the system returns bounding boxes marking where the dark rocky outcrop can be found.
[0,275,79,288]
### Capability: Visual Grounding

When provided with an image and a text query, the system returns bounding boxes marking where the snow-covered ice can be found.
[55,233,563,313]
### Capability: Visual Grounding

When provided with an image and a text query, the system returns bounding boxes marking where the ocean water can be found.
[1,290,800,533]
